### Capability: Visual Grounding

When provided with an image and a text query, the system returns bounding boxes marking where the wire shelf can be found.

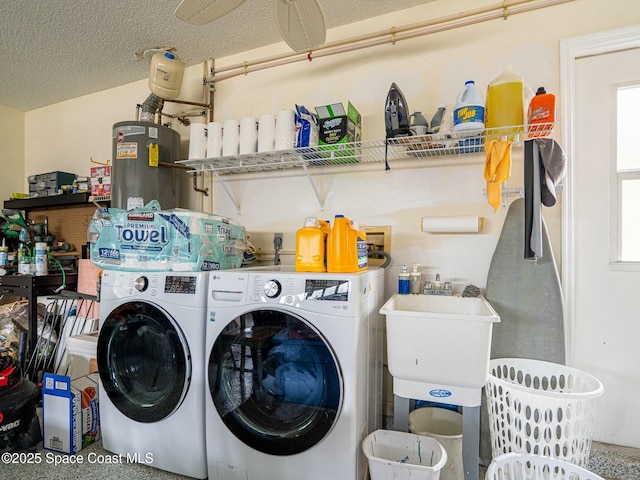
[177,123,555,175]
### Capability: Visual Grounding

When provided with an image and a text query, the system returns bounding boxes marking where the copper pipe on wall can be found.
[159,162,209,196]
[207,0,574,83]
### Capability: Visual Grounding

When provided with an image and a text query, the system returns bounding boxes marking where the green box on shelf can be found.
[315,102,361,163]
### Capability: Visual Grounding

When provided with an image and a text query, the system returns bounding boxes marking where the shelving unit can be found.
[177,123,554,212]
[4,192,92,211]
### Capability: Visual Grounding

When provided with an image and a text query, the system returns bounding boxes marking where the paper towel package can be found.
[88,203,246,272]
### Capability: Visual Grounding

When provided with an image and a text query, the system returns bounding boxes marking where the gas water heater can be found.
[111,121,180,210]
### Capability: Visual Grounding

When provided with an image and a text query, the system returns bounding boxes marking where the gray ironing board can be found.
[479,197,565,465]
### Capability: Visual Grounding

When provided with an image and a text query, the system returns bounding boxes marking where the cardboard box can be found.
[91,165,111,197]
[42,373,100,454]
[315,102,361,163]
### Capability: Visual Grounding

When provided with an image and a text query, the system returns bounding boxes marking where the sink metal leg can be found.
[393,395,411,432]
[462,405,480,480]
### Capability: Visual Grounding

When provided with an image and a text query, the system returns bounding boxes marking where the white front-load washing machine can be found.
[205,266,385,480]
[97,270,208,479]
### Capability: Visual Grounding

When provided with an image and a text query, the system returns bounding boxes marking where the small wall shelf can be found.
[4,192,92,211]
[176,123,555,212]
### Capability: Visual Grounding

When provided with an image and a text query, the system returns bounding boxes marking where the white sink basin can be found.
[380,294,500,405]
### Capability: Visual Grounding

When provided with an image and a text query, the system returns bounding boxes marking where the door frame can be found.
[560,25,640,364]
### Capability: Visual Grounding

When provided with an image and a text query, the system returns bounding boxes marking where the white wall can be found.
[0,105,25,200]
[18,0,638,302]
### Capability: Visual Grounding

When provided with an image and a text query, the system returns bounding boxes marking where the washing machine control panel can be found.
[246,272,360,317]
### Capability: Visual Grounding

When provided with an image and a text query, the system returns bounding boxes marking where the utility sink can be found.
[380,294,500,406]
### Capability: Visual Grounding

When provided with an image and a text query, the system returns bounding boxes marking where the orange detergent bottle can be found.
[326,215,368,273]
[485,65,524,139]
[527,87,556,138]
[295,217,328,272]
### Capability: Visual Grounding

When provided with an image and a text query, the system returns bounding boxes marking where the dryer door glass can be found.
[208,309,342,455]
[97,301,190,423]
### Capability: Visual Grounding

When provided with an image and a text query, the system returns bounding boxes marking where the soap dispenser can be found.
[398,264,410,295]
[410,264,422,294]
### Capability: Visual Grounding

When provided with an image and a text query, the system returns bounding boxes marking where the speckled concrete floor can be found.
[2,438,195,480]
[3,412,638,479]
[588,442,640,480]
[4,438,638,479]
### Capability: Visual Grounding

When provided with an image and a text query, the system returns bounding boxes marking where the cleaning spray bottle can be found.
[430,106,446,134]
[0,239,7,267]
[35,242,48,276]
[410,264,422,294]
[18,244,31,275]
[527,86,556,138]
[398,264,410,295]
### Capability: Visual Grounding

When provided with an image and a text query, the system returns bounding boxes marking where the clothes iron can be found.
[385,82,411,139]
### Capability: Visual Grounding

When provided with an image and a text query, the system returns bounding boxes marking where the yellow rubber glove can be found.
[484,140,512,212]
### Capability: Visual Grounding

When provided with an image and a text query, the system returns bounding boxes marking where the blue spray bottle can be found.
[398,264,410,294]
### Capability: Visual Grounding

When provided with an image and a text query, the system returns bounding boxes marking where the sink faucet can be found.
[424,273,453,295]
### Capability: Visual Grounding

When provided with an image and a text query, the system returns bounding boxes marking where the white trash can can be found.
[409,407,463,480]
[363,429,447,480]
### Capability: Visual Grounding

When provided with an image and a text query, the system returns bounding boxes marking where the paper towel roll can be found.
[421,215,483,233]
[188,122,207,160]
[222,119,239,156]
[207,121,223,158]
[258,113,276,152]
[239,116,258,154]
[275,109,296,151]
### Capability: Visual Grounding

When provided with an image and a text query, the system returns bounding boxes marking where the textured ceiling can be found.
[0,0,434,112]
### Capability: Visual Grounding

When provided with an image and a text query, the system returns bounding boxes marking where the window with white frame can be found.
[616,84,640,263]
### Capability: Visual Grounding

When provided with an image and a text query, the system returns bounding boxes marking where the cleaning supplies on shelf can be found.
[409,111,429,137]
[527,87,556,138]
[34,242,48,276]
[398,264,410,294]
[295,104,319,148]
[385,83,411,139]
[410,264,422,294]
[0,239,7,267]
[452,80,485,135]
[430,105,446,134]
[18,244,31,275]
[485,65,524,139]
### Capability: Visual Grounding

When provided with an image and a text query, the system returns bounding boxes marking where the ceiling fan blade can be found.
[175,0,247,25]
[275,0,326,52]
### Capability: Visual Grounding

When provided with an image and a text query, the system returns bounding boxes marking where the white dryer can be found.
[97,270,208,479]
[205,266,385,480]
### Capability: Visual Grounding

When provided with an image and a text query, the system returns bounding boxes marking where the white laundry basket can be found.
[486,453,605,480]
[486,358,604,468]
[362,429,447,480]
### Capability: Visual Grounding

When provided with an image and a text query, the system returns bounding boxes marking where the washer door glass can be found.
[97,301,190,423]
[208,309,342,456]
